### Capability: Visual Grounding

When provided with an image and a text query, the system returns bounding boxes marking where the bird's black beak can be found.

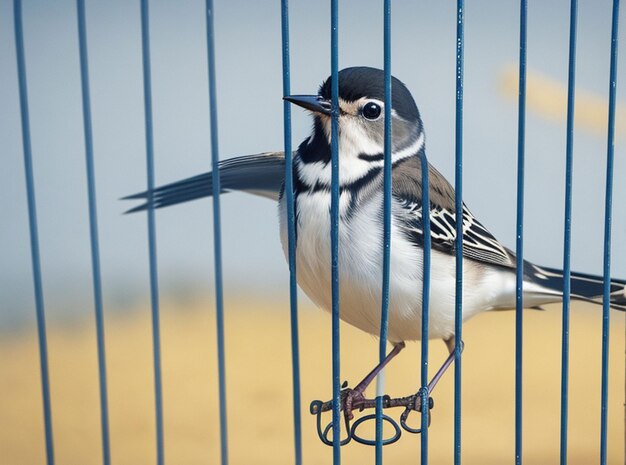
[284,95,332,115]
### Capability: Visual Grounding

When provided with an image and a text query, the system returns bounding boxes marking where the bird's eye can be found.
[362,102,382,120]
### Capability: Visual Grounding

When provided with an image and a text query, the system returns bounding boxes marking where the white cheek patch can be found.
[340,117,382,155]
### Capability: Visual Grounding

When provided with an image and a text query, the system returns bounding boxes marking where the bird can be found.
[126,66,626,419]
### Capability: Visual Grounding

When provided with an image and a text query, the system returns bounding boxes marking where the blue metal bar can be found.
[205,1,229,464]
[375,0,392,461]
[139,1,165,464]
[13,1,55,463]
[560,1,577,464]
[330,0,341,461]
[453,1,464,464]
[76,1,111,464]
[600,1,620,463]
[514,1,527,464]
[280,2,302,464]
[420,154,431,464]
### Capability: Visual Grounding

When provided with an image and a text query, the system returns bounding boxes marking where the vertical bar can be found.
[205,1,229,464]
[76,1,111,464]
[375,0,392,461]
[280,2,302,464]
[514,1,527,464]
[330,0,341,462]
[420,154,431,464]
[453,1,464,464]
[139,1,165,464]
[13,1,55,463]
[600,1,619,463]
[560,1,577,464]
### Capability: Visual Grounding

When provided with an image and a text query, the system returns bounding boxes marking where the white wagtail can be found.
[126,66,626,417]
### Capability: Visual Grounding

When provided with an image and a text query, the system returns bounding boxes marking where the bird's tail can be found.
[529,265,626,311]
[123,152,286,213]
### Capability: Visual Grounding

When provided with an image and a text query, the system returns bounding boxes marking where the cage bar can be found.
[453,1,464,464]
[559,1,578,463]
[76,1,111,463]
[600,1,620,463]
[138,1,165,463]
[205,1,229,464]
[514,1,527,464]
[374,0,393,461]
[279,1,303,464]
[329,0,341,462]
[13,1,55,463]
[420,152,432,464]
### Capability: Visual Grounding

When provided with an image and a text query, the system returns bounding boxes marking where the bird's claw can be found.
[310,385,434,446]
[342,386,367,420]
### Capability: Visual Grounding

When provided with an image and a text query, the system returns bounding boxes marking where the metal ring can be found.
[312,399,352,446]
[400,392,433,434]
[350,413,402,446]
[400,407,423,434]
[320,416,352,446]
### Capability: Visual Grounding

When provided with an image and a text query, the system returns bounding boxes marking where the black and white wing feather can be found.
[393,154,515,269]
[405,202,515,268]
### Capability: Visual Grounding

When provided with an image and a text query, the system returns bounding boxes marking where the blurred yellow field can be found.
[0,298,623,464]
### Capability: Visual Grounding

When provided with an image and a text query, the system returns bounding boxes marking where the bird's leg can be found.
[392,338,464,434]
[342,342,405,420]
[312,339,462,420]
[426,337,464,393]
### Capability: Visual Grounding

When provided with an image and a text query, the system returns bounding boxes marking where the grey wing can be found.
[393,155,516,269]
[124,152,285,213]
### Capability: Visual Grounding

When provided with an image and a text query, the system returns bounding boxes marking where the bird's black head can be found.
[285,66,424,175]
[285,67,425,169]
[318,66,420,124]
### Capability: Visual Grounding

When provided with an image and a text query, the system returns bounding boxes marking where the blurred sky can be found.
[0,0,625,328]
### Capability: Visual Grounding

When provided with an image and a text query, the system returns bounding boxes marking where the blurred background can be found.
[0,0,624,464]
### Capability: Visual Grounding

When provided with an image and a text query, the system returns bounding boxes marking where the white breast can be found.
[278,189,515,343]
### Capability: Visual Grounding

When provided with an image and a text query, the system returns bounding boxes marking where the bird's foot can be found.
[398,387,434,434]
[310,384,434,446]
[341,382,369,420]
